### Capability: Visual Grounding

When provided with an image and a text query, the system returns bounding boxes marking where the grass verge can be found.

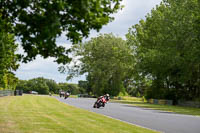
[111,96,200,116]
[0,95,158,133]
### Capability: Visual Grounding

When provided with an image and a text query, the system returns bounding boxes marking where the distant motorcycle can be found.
[64,92,70,99]
[93,94,110,108]
[59,91,65,97]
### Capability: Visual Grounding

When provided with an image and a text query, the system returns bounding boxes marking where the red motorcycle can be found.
[93,94,110,108]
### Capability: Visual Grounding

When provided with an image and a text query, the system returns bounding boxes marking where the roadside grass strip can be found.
[111,97,200,116]
[0,95,159,133]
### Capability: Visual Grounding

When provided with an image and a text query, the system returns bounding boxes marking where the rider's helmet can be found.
[104,94,110,101]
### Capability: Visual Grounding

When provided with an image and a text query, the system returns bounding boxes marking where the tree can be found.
[126,0,200,102]
[45,79,59,94]
[0,16,19,90]
[27,77,49,94]
[66,33,134,96]
[0,0,123,64]
[58,82,81,95]
[78,80,89,94]
[16,80,29,92]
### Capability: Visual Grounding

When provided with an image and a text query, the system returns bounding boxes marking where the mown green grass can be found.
[0,95,158,133]
[111,96,200,116]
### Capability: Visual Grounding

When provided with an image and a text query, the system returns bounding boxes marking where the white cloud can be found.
[15,0,162,83]
[95,0,161,37]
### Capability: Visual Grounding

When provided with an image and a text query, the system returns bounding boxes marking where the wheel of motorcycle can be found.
[93,103,97,108]
[102,103,105,107]
[97,103,100,108]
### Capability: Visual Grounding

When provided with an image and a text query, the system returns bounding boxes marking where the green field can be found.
[0,95,158,133]
[111,96,200,116]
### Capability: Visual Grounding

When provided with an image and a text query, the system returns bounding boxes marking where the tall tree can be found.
[126,0,200,102]
[0,16,19,90]
[0,0,123,64]
[65,34,134,96]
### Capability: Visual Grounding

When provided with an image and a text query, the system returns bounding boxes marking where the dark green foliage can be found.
[126,0,200,102]
[0,0,123,64]
[16,80,29,93]
[78,80,90,94]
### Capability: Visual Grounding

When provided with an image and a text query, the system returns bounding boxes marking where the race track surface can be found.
[55,97,200,133]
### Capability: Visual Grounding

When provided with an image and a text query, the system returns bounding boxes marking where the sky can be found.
[15,0,162,83]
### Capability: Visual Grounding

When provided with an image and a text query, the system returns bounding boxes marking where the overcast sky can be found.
[15,0,162,83]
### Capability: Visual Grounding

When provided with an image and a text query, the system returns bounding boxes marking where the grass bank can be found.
[0,95,158,133]
[111,96,200,116]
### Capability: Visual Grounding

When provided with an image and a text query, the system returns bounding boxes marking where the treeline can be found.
[65,0,200,103]
[16,77,86,95]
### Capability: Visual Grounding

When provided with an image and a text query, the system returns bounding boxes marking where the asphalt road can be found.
[55,96,200,133]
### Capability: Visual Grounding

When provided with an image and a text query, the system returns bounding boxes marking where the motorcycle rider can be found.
[97,94,110,102]
[104,94,110,102]
[64,90,71,99]
[93,94,110,108]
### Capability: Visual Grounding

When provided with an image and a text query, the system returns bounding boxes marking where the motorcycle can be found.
[93,95,109,108]
[59,90,65,97]
[64,92,70,99]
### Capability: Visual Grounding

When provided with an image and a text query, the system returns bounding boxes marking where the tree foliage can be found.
[45,79,59,94]
[126,0,200,102]
[16,80,29,92]
[66,34,134,96]
[0,0,123,64]
[0,16,19,90]
[78,80,89,94]
[27,77,50,94]
[16,77,83,95]
[16,78,51,94]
